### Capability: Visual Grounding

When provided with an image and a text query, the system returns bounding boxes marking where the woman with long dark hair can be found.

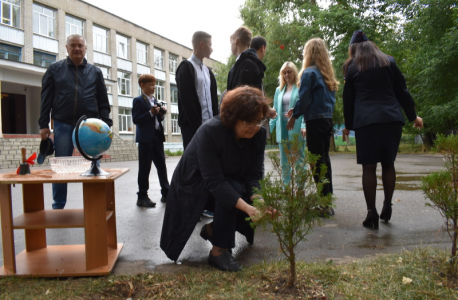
[342,31,423,229]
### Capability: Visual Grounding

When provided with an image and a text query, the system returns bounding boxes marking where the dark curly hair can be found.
[220,86,270,129]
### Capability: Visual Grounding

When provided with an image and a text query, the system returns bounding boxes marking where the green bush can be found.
[421,134,458,261]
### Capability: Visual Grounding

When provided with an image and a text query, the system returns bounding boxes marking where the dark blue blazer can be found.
[132,94,165,143]
[343,56,417,130]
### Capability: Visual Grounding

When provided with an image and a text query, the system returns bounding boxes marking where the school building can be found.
[0,0,221,168]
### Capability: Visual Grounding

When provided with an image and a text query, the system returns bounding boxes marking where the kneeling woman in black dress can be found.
[342,31,423,229]
[160,86,269,272]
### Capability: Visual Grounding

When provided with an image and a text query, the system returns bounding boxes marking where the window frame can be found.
[171,113,180,134]
[33,50,56,68]
[93,25,108,53]
[170,84,178,104]
[154,48,164,70]
[32,2,56,38]
[1,0,21,28]
[169,53,178,74]
[116,34,130,60]
[136,41,148,65]
[65,14,84,38]
[155,80,164,101]
[0,43,21,61]
[118,107,133,133]
[117,71,131,96]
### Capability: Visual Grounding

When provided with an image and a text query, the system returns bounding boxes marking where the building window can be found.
[93,25,108,53]
[169,53,178,74]
[118,108,132,132]
[116,34,129,60]
[65,15,83,38]
[32,3,55,38]
[1,0,20,28]
[154,48,164,70]
[33,51,56,68]
[136,41,147,65]
[97,65,110,80]
[170,84,178,104]
[171,113,180,134]
[155,81,164,101]
[117,71,131,96]
[0,43,21,61]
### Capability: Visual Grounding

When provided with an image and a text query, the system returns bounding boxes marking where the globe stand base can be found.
[81,161,110,176]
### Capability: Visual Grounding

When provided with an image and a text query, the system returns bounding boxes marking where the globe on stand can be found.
[72,115,113,176]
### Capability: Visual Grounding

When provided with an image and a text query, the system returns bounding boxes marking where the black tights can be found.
[362,162,396,212]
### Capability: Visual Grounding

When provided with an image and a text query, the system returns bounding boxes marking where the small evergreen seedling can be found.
[253,135,334,286]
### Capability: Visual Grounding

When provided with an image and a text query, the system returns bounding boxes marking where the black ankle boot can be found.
[362,209,379,229]
[380,203,393,223]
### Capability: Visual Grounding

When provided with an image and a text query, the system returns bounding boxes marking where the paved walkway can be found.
[0,153,450,275]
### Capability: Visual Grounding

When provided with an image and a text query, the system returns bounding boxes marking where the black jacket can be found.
[343,56,417,130]
[227,49,265,91]
[160,116,265,261]
[132,94,165,143]
[38,57,112,128]
[176,60,219,131]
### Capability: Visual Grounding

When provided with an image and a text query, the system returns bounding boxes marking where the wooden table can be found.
[0,168,129,277]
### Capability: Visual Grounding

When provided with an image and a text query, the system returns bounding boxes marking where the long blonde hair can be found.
[278,61,299,91]
[299,38,338,91]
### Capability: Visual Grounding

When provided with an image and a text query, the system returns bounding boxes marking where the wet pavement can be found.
[0,153,451,275]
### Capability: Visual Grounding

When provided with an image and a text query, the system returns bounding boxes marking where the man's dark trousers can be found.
[138,129,169,198]
[181,126,198,151]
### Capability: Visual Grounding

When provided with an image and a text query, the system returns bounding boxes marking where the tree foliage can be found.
[394,1,458,137]
[218,0,458,141]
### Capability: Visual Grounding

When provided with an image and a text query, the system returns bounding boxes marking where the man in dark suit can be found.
[176,31,219,150]
[132,74,170,207]
[227,27,266,91]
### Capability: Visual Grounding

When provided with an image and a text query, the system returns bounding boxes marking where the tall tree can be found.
[394,0,458,142]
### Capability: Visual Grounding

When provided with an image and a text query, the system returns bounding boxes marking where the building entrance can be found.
[1,93,26,134]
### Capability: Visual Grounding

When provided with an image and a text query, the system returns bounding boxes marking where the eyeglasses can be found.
[242,119,266,128]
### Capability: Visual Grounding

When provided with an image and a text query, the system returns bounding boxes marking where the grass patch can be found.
[164,149,183,156]
[1,247,457,299]
[330,143,428,155]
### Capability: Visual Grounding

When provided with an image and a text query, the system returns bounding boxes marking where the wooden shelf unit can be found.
[0,168,129,277]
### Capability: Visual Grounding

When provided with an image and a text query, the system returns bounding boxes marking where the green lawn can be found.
[0,247,456,299]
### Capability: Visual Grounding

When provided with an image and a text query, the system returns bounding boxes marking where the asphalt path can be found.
[0,153,450,275]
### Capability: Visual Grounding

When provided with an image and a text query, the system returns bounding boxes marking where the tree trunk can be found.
[288,250,296,287]
[452,220,457,259]
[423,131,436,149]
[330,134,336,152]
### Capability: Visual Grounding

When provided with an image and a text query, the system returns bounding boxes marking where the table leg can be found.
[83,182,108,270]
[23,184,46,251]
[105,182,117,249]
[0,184,16,274]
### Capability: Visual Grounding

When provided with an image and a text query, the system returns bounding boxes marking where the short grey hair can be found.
[66,34,86,46]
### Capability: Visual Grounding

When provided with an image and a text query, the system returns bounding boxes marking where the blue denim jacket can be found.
[292,66,335,121]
